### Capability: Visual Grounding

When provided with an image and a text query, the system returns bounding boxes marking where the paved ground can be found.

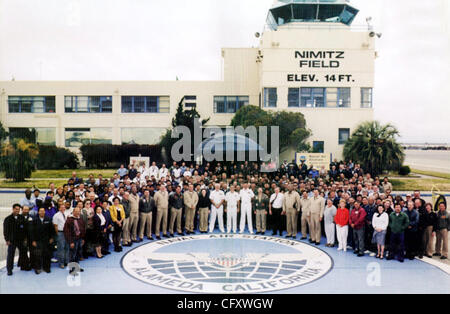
[405,150,450,174]
[1,233,448,294]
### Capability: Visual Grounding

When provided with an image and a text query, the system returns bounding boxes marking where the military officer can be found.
[184,184,199,234]
[154,185,169,239]
[309,189,325,245]
[209,183,225,233]
[254,188,269,235]
[283,184,301,239]
[225,185,240,234]
[239,183,255,234]
[299,191,311,240]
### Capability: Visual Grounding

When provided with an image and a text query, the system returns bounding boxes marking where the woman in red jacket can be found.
[335,200,350,252]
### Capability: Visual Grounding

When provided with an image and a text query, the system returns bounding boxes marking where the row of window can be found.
[8,127,166,148]
[8,127,351,149]
[7,89,373,114]
[213,96,249,114]
[264,87,373,108]
[8,96,170,114]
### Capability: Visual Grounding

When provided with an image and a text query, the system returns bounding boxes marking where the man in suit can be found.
[31,207,56,274]
[3,204,29,276]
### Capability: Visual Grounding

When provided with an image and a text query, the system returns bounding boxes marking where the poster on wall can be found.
[130,156,150,169]
[295,153,331,171]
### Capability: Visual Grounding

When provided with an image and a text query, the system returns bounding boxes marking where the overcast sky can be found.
[0,0,449,143]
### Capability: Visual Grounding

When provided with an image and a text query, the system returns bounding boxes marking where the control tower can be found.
[267,0,359,30]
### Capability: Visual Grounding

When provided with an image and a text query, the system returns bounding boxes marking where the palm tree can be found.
[343,121,404,176]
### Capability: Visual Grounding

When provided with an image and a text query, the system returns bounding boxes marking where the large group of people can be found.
[3,159,450,276]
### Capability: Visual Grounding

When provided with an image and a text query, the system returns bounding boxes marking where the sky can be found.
[0,0,449,143]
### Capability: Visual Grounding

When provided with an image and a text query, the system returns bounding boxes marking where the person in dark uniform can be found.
[3,204,29,276]
[30,207,56,274]
[20,206,33,271]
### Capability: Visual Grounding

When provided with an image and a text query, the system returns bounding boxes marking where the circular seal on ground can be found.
[121,234,333,293]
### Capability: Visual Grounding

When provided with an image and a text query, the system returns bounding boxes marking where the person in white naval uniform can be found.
[225,186,240,233]
[239,183,255,234]
[159,164,169,180]
[149,162,159,179]
[209,184,225,233]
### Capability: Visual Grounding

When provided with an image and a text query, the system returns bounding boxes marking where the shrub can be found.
[398,165,411,176]
[80,144,163,168]
[37,145,79,169]
[0,139,38,182]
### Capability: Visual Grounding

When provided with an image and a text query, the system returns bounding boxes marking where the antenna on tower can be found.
[366,16,373,31]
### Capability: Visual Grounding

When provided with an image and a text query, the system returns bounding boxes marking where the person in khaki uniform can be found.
[309,189,325,245]
[183,184,198,234]
[154,186,169,239]
[128,186,140,242]
[253,188,269,234]
[198,188,210,233]
[283,184,301,239]
[299,191,311,240]
[169,186,184,236]
[138,190,155,240]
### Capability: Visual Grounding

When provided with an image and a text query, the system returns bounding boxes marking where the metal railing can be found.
[264,23,371,32]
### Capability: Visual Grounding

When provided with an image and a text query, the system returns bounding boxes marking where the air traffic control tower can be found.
[253,0,377,159]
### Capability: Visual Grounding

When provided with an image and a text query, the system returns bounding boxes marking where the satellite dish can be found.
[255,32,260,38]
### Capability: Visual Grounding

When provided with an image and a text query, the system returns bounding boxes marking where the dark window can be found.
[121,96,169,113]
[64,96,112,113]
[8,96,55,113]
[300,88,325,107]
[288,88,300,107]
[339,128,350,145]
[312,141,325,153]
[264,88,277,108]
[214,96,249,113]
[338,88,351,108]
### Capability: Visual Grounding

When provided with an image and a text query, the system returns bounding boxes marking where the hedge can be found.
[37,145,79,169]
[80,144,163,168]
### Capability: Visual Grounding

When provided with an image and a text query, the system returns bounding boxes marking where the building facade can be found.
[0,0,376,161]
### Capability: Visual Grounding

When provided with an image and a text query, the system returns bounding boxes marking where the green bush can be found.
[398,165,411,176]
[0,139,38,182]
[80,144,163,168]
[37,145,79,169]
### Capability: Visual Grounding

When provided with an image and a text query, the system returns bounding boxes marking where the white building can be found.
[0,0,376,161]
